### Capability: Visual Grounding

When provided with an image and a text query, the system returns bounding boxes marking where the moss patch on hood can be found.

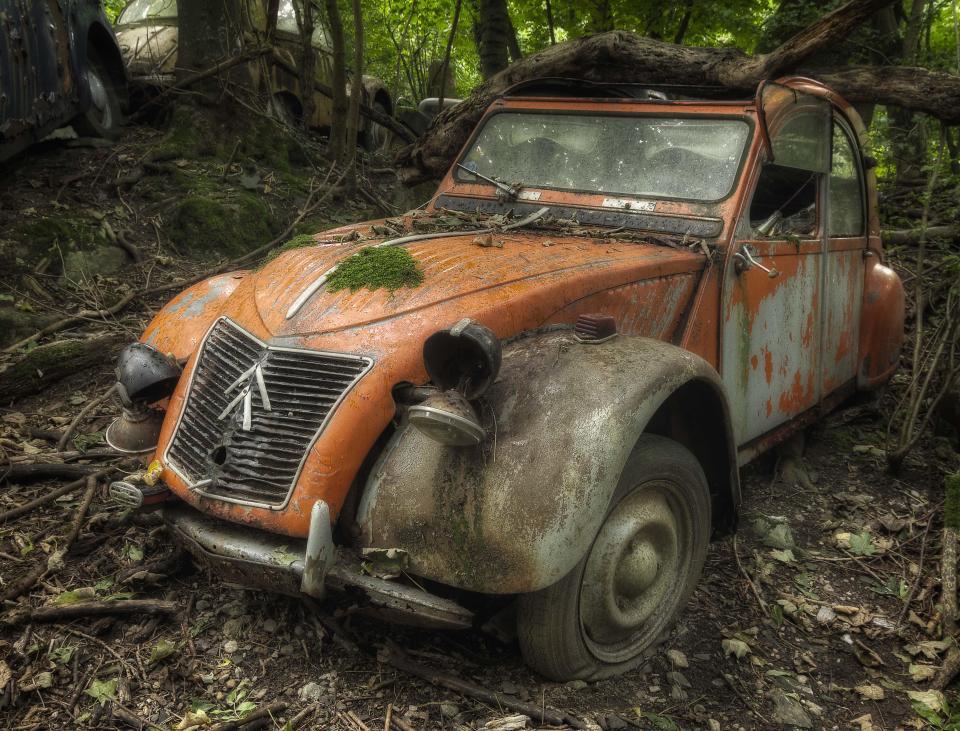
[326,246,424,293]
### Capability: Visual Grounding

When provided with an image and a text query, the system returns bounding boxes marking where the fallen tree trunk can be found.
[0,334,123,401]
[395,0,960,184]
[882,225,960,246]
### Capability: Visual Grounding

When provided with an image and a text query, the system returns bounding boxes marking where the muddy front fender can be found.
[355,330,737,595]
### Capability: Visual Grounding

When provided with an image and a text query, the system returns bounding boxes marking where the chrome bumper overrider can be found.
[162,502,474,629]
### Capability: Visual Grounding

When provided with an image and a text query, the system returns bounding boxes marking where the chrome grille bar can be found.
[164,318,372,508]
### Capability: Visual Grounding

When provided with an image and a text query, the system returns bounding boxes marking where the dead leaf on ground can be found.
[855,684,885,700]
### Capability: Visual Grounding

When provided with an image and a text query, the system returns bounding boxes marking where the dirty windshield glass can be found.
[457,113,750,202]
[119,0,177,22]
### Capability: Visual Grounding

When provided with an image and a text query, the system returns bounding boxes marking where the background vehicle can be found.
[114,0,394,148]
[0,0,127,161]
[106,76,905,680]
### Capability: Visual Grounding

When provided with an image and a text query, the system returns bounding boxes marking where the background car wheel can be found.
[364,102,392,151]
[73,48,122,139]
[268,93,302,129]
[517,434,711,680]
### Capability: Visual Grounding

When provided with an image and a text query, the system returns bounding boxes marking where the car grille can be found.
[165,318,372,507]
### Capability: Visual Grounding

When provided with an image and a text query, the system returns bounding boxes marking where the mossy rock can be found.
[61,245,129,282]
[154,105,294,172]
[1,216,99,284]
[168,193,280,259]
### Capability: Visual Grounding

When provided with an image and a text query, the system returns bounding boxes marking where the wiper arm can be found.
[456,162,521,200]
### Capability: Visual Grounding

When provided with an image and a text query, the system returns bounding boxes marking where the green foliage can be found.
[326,246,424,292]
[102,0,126,23]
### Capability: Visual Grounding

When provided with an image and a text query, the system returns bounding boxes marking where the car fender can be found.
[857,255,905,389]
[355,329,739,595]
[141,272,249,359]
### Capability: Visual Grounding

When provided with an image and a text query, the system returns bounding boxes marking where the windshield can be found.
[119,0,177,23]
[457,112,751,202]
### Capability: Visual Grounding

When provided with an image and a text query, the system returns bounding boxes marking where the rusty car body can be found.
[0,0,127,161]
[114,0,393,146]
[106,77,905,679]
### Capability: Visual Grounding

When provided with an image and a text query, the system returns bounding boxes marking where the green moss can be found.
[258,234,317,268]
[945,473,960,531]
[326,246,424,293]
[167,193,279,260]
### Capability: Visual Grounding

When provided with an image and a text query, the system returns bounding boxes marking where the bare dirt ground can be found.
[0,122,956,731]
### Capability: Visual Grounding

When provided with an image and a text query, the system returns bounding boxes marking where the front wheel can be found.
[517,434,711,680]
[73,48,123,139]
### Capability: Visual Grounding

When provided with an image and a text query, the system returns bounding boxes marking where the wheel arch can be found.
[356,330,741,595]
[644,377,740,534]
[81,21,128,108]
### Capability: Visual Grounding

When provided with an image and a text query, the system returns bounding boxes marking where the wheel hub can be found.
[87,69,111,128]
[579,484,685,661]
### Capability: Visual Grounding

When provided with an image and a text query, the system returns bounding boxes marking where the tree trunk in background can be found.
[477,0,512,78]
[588,0,615,33]
[674,0,695,45]
[324,0,349,163]
[545,0,556,45]
[437,0,464,106]
[294,0,317,129]
[344,0,364,191]
[891,0,929,182]
[507,18,523,62]
[179,0,245,80]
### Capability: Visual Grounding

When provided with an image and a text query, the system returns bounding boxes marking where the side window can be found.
[749,164,818,237]
[829,124,865,237]
[748,111,828,238]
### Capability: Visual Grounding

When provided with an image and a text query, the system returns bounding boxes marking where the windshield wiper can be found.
[456,162,521,200]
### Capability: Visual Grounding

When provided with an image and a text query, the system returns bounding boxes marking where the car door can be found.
[721,86,831,451]
[820,118,867,395]
[0,0,71,151]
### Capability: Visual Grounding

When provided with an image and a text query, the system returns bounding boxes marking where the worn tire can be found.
[73,47,123,139]
[517,434,711,680]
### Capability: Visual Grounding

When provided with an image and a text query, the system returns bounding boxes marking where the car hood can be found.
[115,23,178,76]
[251,229,705,341]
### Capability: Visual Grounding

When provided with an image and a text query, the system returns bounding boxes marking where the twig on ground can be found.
[5,599,178,625]
[382,644,578,728]
[383,703,392,731]
[2,474,100,601]
[208,702,288,731]
[112,703,165,731]
[1,463,105,484]
[58,384,117,451]
[732,535,768,617]
[0,467,117,523]
[898,508,938,627]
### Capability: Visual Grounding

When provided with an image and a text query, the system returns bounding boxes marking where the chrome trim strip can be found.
[161,316,374,511]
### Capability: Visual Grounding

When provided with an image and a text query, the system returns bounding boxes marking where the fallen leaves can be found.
[854,684,885,701]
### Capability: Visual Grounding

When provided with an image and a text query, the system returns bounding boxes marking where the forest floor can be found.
[0,113,957,731]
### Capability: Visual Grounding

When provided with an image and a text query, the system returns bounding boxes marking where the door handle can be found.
[733,245,780,278]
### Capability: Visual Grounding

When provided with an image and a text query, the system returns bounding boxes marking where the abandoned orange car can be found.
[106,77,905,680]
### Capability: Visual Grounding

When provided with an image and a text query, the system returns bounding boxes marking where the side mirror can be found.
[863,155,878,170]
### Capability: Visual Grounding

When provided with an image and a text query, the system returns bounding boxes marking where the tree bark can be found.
[477,0,512,78]
[344,0,364,190]
[178,0,244,77]
[324,0,349,163]
[0,334,122,401]
[293,0,318,129]
[396,0,960,185]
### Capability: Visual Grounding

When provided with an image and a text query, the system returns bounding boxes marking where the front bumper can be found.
[162,502,474,630]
